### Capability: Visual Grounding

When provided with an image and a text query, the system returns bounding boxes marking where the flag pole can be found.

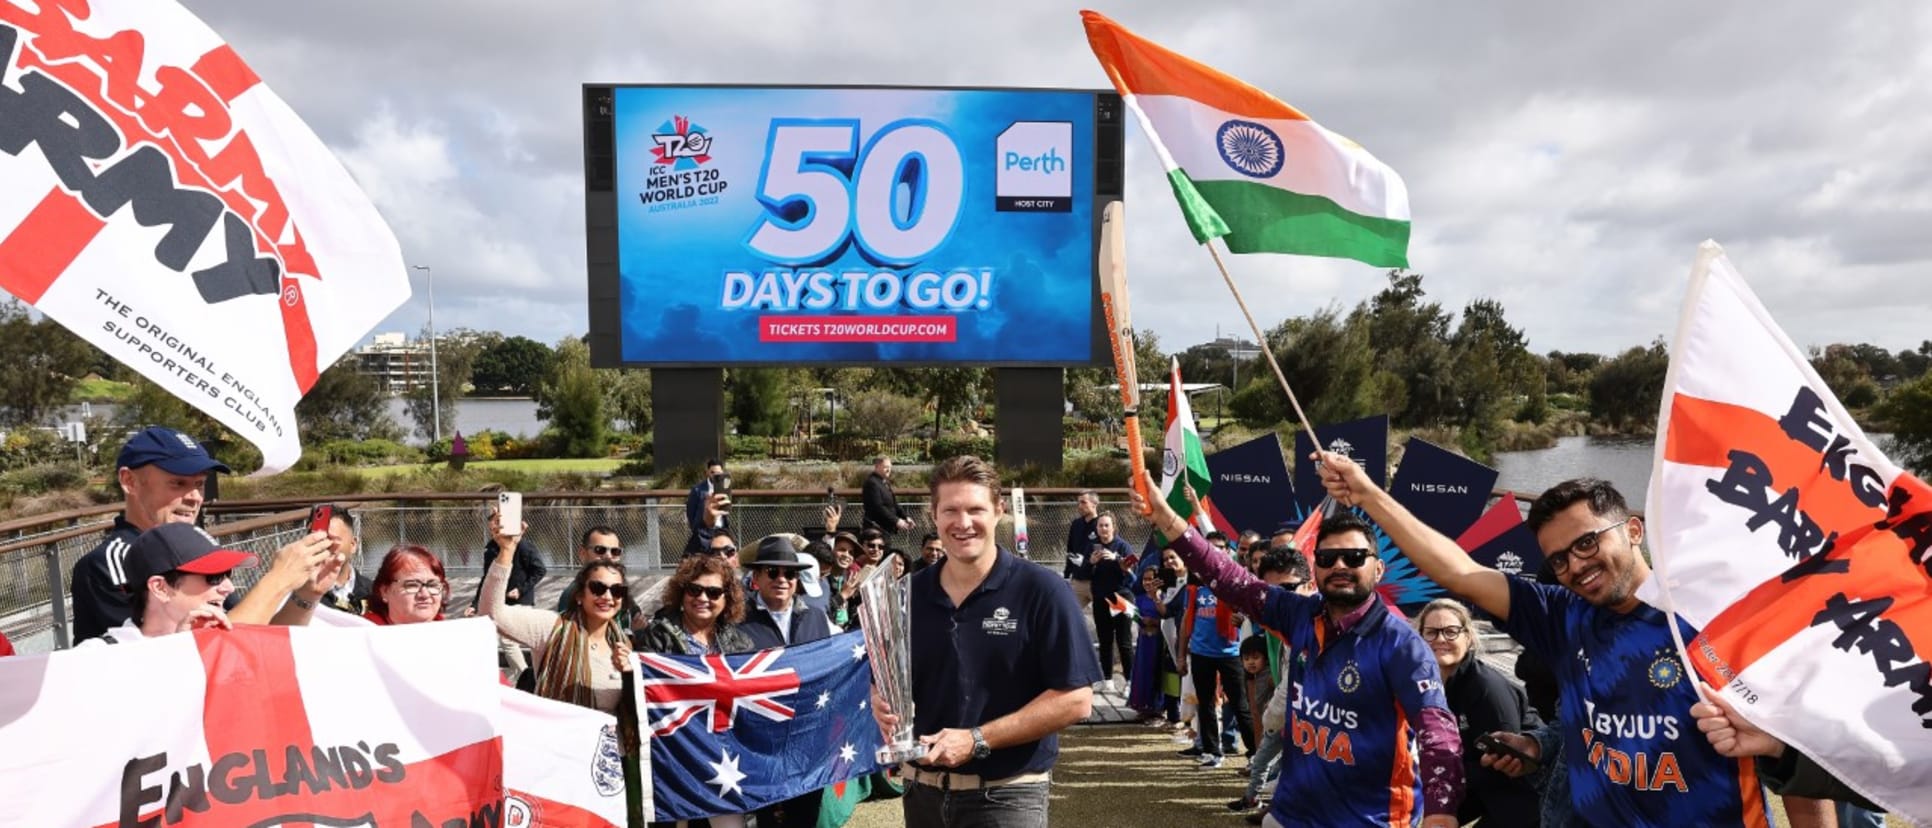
[1205,240,1323,449]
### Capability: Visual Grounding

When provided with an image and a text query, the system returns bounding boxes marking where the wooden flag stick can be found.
[1206,241,1323,450]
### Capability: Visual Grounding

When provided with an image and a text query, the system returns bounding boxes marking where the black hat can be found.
[116,427,231,475]
[123,523,258,589]
[751,535,810,569]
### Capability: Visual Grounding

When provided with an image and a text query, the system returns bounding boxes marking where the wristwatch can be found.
[970,727,992,760]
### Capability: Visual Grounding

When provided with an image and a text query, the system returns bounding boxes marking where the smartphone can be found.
[307,504,334,535]
[497,491,523,531]
[1475,733,1539,769]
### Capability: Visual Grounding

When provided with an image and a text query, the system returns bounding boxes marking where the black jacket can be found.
[469,539,546,609]
[861,472,908,535]
[319,570,375,615]
[1445,656,1544,826]
[634,609,756,655]
[742,598,836,650]
[68,515,143,644]
[684,481,729,555]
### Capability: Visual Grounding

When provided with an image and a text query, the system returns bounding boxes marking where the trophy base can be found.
[877,744,926,765]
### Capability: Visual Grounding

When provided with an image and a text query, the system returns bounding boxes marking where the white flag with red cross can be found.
[0,619,503,827]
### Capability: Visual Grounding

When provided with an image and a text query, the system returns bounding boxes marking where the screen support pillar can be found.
[995,368,1064,471]
[654,368,725,471]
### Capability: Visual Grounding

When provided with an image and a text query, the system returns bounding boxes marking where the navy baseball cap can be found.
[122,523,258,589]
[116,427,231,475]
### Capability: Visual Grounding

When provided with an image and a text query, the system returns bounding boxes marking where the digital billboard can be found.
[583,85,1123,367]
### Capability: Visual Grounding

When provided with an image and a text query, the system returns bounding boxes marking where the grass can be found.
[69,377,133,403]
[348,457,627,478]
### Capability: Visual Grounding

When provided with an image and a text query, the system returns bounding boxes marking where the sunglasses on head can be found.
[760,567,800,581]
[1314,548,1373,569]
[684,584,727,600]
[587,544,622,558]
[585,581,628,600]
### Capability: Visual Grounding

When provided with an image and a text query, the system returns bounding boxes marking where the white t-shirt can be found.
[81,620,151,648]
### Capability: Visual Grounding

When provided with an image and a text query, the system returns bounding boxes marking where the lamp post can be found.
[412,264,442,444]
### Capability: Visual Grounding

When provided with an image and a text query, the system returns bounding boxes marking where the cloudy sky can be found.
[190,0,1932,360]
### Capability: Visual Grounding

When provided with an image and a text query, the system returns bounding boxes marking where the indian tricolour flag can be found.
[1082,11,1411,267]
[1159,358,1211,533]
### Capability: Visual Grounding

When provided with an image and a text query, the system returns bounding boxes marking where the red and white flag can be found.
[0,1,410,472]
[1643,241,1932,821]
[0,619,504,827]
[310,606,640,826]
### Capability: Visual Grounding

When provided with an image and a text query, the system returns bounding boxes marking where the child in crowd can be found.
[1231,634,1282,815]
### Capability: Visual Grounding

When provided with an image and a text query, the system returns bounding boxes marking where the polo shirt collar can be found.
[1323,595,1383,637]
[925,547,1018,608]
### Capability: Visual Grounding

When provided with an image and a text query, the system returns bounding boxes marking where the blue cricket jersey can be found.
[1499,576,1772,828]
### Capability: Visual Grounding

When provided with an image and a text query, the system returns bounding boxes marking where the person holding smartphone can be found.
[684,459,732,555]
[1415,597,1542,826]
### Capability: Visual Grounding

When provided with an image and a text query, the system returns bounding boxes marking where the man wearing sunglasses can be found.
[1314,450,1780,828]
[558,525,641,629]
[1134,472,1464,828]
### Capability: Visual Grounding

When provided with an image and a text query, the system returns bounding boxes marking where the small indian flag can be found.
[1159,357,1211,527]
[1081,10,1411,267]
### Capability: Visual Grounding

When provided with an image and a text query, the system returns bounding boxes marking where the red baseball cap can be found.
[123,523,258,588]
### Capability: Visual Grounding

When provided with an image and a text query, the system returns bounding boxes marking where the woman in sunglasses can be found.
[1414,598,1543,827]
[481,516,648,823]
[635,553,755,657]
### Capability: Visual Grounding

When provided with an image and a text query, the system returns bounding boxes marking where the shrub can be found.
[0,463,88,495]
[929,435,994,462]
[726,434,768,460]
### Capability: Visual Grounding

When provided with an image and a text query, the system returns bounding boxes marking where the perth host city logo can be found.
[641,114,731,213]
[995,121,1073,212]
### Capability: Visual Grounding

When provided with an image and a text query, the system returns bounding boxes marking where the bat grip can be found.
[1122,411,1152,515]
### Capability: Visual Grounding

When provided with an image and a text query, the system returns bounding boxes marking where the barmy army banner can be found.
[0,619,505,827]
[0,1,409,472]
[1644,241,1932,821]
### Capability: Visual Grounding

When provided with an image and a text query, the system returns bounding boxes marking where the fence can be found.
[0,488,1146,654]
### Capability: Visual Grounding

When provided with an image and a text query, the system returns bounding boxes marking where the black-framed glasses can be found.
[585,581,628,600]
[1314,548,1372,569]
[709,544,738,557]
[1421,625,1465,642]
[398,579,444,595]
[684,584,727,600]
[1545,522,1624,577]
[587,544,623,558]
[760,567,800,581]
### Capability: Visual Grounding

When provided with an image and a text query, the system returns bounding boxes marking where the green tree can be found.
[296,357,402,443]
[1896,342,1932,382]
[844,390,925,441]
[537,338,609,457]
[0,301,95,427]
[1228,307,1377,429]
[117,376,262,472]
[1447,298,1536,456]
[727,367,802,437]
[599,367,652,434]
[1587,340,1670,430]
[1874,372,1932,475]
[1809,344,1880,408]
[1361,272,1456,427]
[1064,366,1118,423]
[470,336,554,396]
[1546,350,1604,397]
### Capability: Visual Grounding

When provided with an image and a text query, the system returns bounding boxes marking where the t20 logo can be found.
[653,115,713,169]
[745,120,965,266]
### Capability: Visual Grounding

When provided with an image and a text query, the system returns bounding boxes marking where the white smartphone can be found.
[497,491,522,531]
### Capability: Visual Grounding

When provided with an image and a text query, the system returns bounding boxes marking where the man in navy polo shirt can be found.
[875,455,1099,827]
[69,426,230,644]
[1137,471,1464,828]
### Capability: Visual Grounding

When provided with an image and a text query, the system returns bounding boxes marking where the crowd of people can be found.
[6,424,1898,827]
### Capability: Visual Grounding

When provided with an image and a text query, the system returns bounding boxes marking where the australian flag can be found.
[637,630,886,821]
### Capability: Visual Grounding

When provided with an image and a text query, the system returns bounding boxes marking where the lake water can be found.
[383,397,550,442]
[1492,435,1655,505]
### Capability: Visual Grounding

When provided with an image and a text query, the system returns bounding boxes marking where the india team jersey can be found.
[1500,577,1771,827]
[1260,589,1447,827]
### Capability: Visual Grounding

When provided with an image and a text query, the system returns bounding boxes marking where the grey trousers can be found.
[902,780,1049,828]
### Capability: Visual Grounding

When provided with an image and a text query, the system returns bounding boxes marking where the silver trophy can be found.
[857,563,921,764]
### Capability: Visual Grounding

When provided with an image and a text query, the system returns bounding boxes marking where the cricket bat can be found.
[1097,201,1152,512]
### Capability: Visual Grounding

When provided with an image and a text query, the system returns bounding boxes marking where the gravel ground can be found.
[842,723,1912,827]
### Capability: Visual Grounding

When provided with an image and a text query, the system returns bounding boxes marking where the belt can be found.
[901,763,1051,791]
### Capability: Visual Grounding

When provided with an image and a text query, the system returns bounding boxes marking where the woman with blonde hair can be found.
[1414,597,1542,826]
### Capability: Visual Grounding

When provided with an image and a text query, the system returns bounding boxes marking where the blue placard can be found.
[1388,438,1498,541]
[612,87,1101,364]
[1203,431,1297,537]
[1292,415,1390,516]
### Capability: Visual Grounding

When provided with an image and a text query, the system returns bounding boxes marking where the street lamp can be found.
[411,264,442,444]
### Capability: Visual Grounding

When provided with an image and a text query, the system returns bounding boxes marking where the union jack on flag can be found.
[639,649,800,736]
[633,630,886,821]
